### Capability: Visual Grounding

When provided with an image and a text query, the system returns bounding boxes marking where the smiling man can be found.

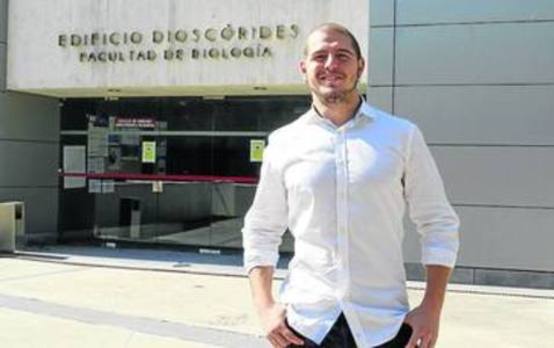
[243,23,460,348]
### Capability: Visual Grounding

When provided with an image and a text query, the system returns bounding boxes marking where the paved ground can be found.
[0,246,553,347]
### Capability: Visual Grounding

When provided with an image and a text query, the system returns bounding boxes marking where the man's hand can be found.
[403,303,441,348]
[248,266,304,347]
[403,265,452,348]
[258,302,304,347]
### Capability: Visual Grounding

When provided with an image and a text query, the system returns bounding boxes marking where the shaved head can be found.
[303,23,362,59]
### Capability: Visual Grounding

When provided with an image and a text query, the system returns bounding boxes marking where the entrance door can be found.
[60,96,309,253]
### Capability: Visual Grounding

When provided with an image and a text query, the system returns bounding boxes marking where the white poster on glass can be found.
[63,145,86,189]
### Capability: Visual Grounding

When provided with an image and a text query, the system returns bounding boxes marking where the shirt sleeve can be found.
[404,125,460,268]
[242,140,288,274]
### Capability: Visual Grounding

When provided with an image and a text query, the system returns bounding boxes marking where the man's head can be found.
[299,23,365,105]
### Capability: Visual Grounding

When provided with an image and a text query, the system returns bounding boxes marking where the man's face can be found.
[299,28,365,104]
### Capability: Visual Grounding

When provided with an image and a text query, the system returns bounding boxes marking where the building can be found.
[1,0,553,288]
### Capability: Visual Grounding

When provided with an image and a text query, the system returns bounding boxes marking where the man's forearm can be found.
[248,266,276,310]
[421,265,452,311]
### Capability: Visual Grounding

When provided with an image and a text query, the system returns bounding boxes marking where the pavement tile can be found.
[0,307,222,348]
[0,248,553,348]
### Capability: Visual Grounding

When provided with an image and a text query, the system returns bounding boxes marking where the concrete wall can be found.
[0,0,60,243]
[367,0,554,278]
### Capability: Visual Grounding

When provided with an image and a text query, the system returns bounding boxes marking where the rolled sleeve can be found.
[404,126,460,268]
[242,141,288,274]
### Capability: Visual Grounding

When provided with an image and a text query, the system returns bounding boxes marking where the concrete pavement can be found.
[0,246,553,347]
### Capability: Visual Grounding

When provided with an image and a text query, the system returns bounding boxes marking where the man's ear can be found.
[298,60,307,75]
[357,58,365,79]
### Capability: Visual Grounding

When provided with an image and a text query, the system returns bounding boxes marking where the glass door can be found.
[59,95,309,253]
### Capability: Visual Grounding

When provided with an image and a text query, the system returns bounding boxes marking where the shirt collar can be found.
[357,100,377,121]
[306,96,377,127]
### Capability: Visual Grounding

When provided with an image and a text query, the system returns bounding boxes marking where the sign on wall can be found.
[58,25,300,64]
[7,0,368,97]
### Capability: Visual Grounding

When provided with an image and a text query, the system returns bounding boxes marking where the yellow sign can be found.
[142,141,156,163]
[250,139,265,162]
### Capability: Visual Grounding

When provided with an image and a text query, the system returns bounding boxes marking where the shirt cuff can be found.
[421,246,458,269]
[243,250,279,274]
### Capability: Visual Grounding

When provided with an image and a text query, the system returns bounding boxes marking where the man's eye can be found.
[314,55,326,61]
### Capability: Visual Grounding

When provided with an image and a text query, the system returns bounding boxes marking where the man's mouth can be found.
[318,74,345,85]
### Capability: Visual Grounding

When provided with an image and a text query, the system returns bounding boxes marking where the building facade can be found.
[1,0,554,288]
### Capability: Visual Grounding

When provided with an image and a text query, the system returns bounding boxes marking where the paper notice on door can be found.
[142,141,156,163]
[87,127,109,157]
[63,145,86,189]
[250,139,265,162]
[102,180,115,193]
[88,179,102,193]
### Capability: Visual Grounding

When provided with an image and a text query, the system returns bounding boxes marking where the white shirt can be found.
[242,101,459,347]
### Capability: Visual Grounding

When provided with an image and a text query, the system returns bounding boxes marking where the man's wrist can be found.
[420,264,452,314]
[421,286,446,310]
[255,298,276,311]
[420,295,445,315]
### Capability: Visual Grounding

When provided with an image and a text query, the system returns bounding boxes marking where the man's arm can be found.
[242,141,302,347]
[404,265,452,348]
[402,125,460,347]
[249,266,304,347]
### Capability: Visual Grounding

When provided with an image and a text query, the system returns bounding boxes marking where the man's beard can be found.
[312,78,359,105]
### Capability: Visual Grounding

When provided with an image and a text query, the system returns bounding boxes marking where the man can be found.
[242,23,459,348]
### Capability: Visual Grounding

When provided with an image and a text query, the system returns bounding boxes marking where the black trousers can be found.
[287,313,412,348]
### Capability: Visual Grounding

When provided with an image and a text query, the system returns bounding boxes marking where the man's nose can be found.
[324,55,338,69]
